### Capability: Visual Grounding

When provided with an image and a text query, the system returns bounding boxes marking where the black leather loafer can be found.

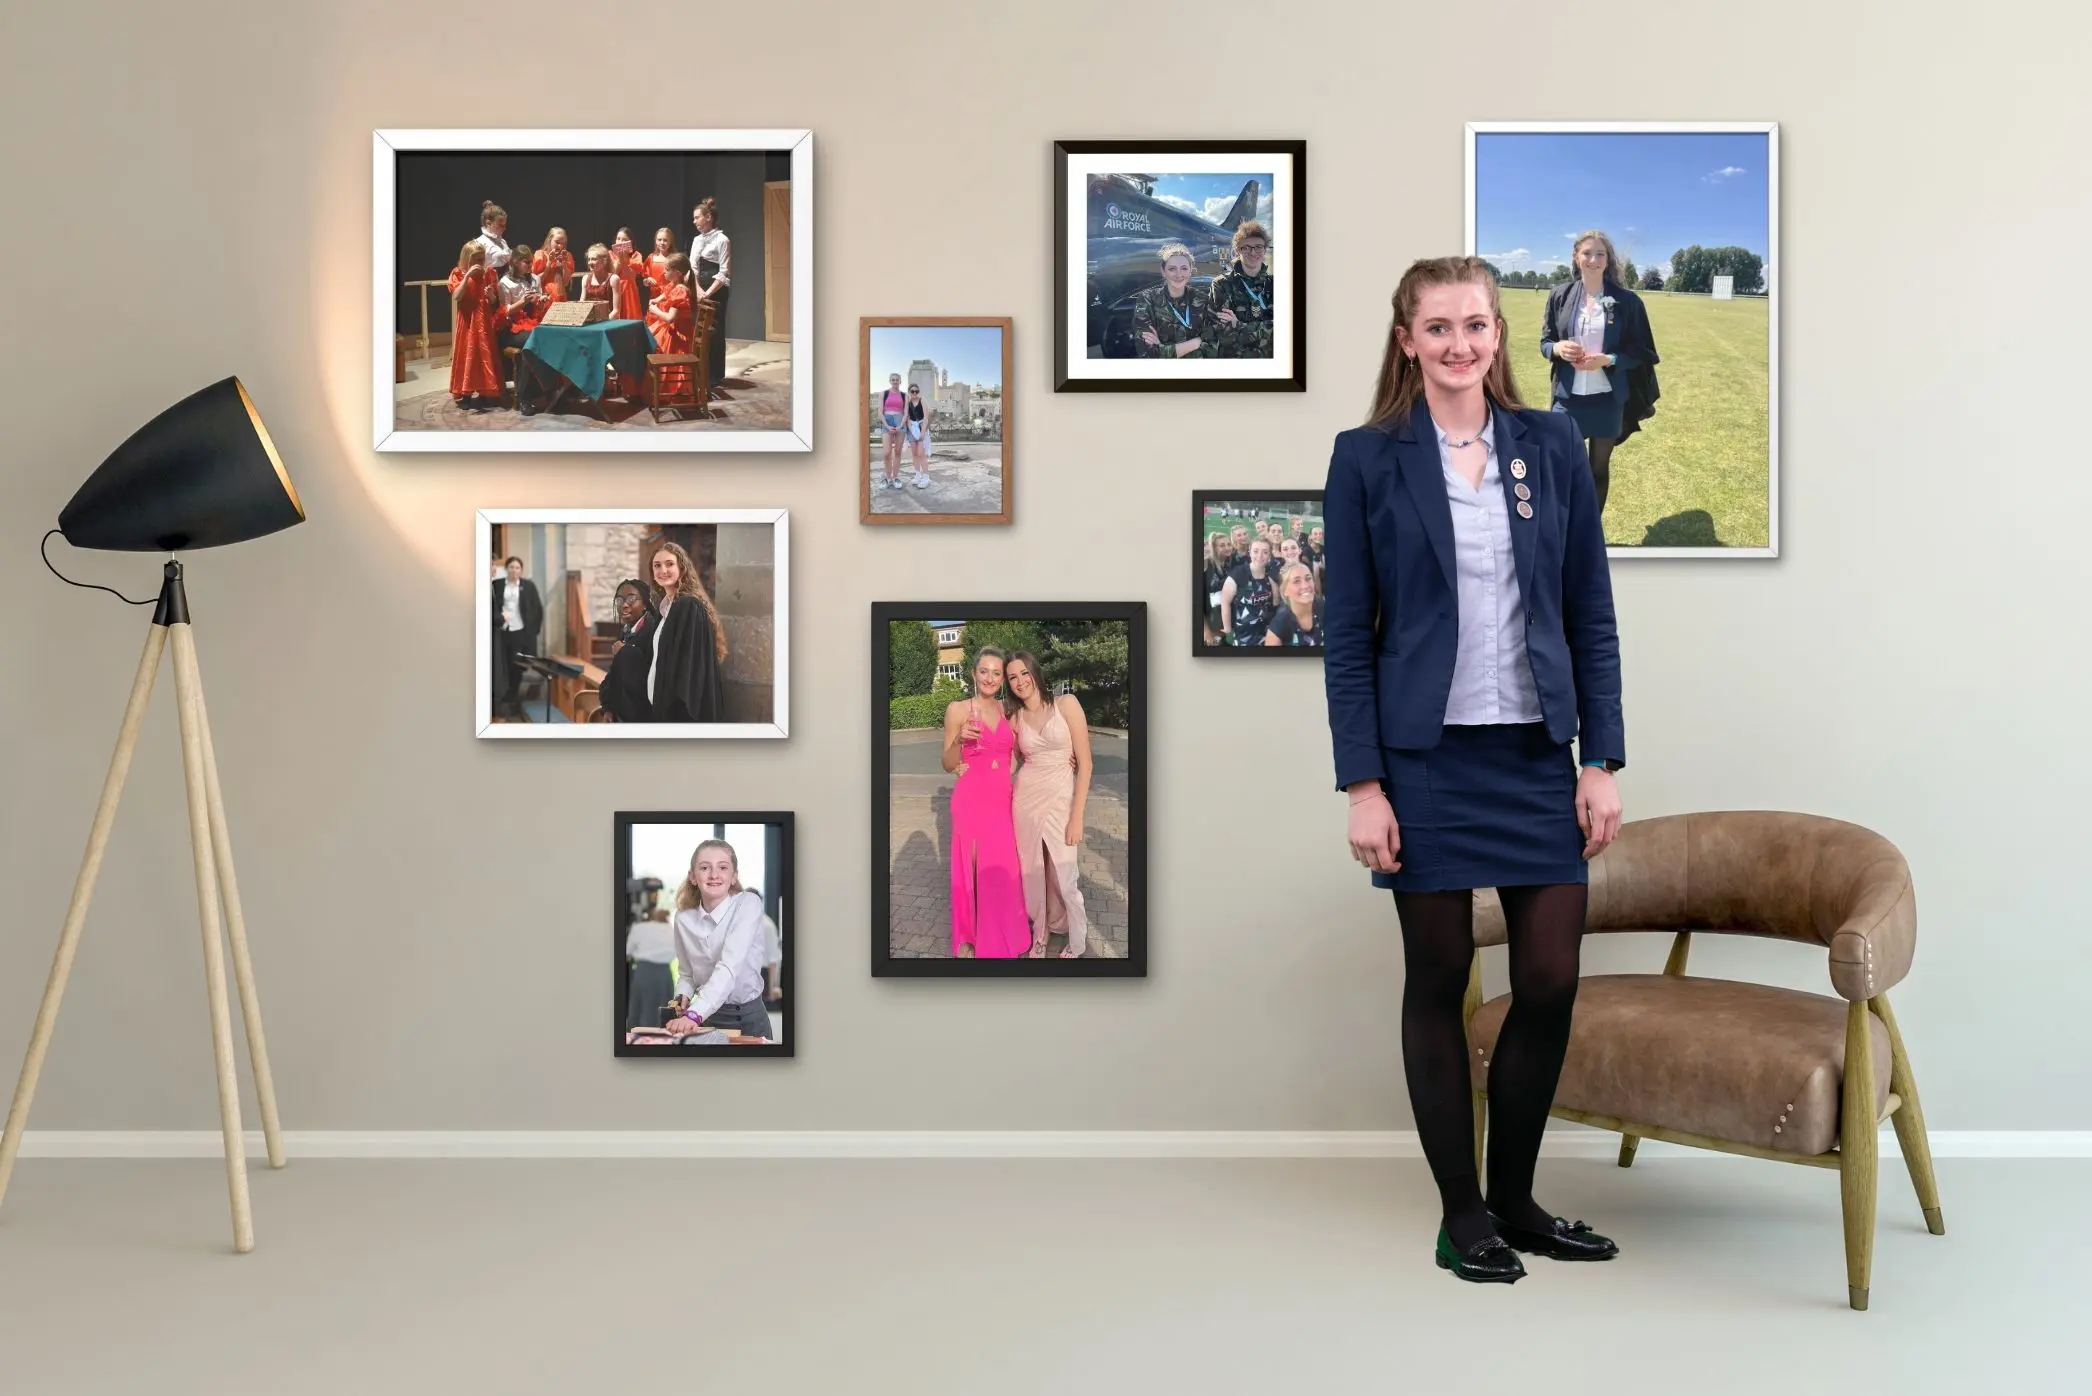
[1434,1226,1526,1283]
[1488,1212,1619,1261]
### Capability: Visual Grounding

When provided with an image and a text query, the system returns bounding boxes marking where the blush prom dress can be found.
[949,707,1032,958]
[1013,701,1088,956]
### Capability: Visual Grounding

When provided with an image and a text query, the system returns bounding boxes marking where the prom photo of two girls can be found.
[874,604,1147,977]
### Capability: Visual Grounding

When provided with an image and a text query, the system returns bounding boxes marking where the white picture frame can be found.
[1466,121,1779,559]
[476,508,789,740]
[375,127,813,453]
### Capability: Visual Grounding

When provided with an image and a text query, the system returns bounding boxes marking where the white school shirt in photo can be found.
[647,596,671,703]
[502,579,523,631]
[672,891,767,1020]
[498,269,538,312]
[690,227,731,284]
[1570,296,1611,396]
[473,227,511,271]
[626,918,675,964]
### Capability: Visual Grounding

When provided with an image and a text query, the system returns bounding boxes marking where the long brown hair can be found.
[1366,256,1526,430]
[1004,650,1049,715]
[676,838,744,912]
[1571,229,1630,290]
[648,541,729,663]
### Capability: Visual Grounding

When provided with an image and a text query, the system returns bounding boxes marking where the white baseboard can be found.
[16,1129,2092,1160]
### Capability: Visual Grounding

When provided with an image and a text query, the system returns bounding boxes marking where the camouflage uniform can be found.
[1206,258,1275,358]
[1130,283,1216,359]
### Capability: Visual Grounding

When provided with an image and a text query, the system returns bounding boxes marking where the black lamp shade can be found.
[58,377,304,552]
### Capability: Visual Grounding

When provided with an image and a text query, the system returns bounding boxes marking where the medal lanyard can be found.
[1167,293,1193,331]
[1243,280,1266,313]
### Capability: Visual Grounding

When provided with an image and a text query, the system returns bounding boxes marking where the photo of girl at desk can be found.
[659,839,775,1042]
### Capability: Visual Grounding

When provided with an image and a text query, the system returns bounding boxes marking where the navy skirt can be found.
[1373,722,1586,893]
[1555,390,1624,440]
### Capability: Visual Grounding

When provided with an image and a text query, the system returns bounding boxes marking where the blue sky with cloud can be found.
[866,325,1004,392]
[1147,172,1276,230]
[1474,131,1770,279]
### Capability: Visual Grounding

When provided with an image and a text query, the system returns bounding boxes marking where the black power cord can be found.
[41,529,155,606]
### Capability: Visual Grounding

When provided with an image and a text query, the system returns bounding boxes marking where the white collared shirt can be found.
[690,228,731,286]
[672,891,768,1020]
[1436,417,1543,726]
[502,579,522,632]
[498,268,538,312]
[647,595,672,704]
[472,226,511,271]
[1570,296,1611,395]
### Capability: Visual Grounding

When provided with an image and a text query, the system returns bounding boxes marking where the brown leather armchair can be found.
[1464,811,1943,1311]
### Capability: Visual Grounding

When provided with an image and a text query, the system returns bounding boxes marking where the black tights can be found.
[1585,436,1617,512]
[1394,884,1587,1250]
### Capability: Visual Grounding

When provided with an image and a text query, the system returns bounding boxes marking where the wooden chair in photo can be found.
[1463,811,1943,1311]
[647,299,713,424]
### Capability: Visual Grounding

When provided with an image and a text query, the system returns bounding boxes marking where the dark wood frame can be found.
[871,602,1147,978]
[859,317,1015,526]
[1052,139,1307,393]
[1191,490,1327,659]
[613,811,795,1057]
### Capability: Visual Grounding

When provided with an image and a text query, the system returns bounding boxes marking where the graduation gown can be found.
[650,596,723,723]
[446,266,503,398]
[599,609,658,723]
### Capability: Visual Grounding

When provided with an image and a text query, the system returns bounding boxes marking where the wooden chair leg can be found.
[1620,931,1688,1170]
[1872,994,1943,1235]
[1463,951,1484,1177]
[1617,1134,1640,1167]
[1839,998,1878,1310]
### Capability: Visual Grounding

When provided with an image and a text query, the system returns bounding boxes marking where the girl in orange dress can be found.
[447,241,503,408]
[578,244,638,400]
[610,226,647,321]
[532,227,574,303]
[646,252,695,396]
[646,226,680,300]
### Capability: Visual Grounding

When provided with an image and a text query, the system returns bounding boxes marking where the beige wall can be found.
[0,0,2084,1133]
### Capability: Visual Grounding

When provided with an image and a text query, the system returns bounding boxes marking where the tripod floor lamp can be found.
[0,377,304,1253]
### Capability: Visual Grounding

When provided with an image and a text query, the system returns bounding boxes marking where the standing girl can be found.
[942,648,1030,959]
[660,839,775,1041]
[446,241,502,409]
[1324,255,1624,1284]
[1005,652,1091,958]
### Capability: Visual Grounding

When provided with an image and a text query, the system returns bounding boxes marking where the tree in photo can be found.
[889,619,937,700]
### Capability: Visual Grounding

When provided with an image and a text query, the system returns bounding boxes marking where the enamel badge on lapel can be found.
[1510,458,1527,480]
[1516,500,1534,519]
[1514,483,1531,501]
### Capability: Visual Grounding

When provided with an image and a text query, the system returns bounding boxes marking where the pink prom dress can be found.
[949,708,1031,958]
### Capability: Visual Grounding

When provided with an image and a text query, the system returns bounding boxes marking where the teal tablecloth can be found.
[521,319,654,400]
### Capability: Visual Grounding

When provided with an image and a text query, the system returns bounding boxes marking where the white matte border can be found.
[475,508,788,739]
[1061,151,1296,381]
[374,128,813,453]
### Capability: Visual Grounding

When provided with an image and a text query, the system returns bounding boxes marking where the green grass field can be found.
[1496,288,1770,549]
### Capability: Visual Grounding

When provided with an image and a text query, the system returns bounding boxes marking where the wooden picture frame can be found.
[860,317,1013,525]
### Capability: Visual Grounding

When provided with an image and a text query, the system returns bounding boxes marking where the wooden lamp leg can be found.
[1839,999,1879,1311]
[0,625,168,1214]
[194,680,285,1170]
[168,624,254,1253]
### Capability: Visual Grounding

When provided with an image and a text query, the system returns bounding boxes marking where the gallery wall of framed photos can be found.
[74,0,2088,1148]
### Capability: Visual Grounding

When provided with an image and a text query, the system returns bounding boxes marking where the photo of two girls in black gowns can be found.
[483,519,776,727]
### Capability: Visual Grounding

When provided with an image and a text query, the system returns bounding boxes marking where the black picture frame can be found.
[613,810,794,1057]
[1053,140,1307,393]
[872,602,1147,978]
[1192,490,1328,659]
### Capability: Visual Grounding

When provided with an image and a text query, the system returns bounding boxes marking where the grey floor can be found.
[0,1157,2076,1393]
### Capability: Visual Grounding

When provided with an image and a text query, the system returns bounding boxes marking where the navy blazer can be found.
[1539,281,1654,409]
[1321,398,1624,792]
